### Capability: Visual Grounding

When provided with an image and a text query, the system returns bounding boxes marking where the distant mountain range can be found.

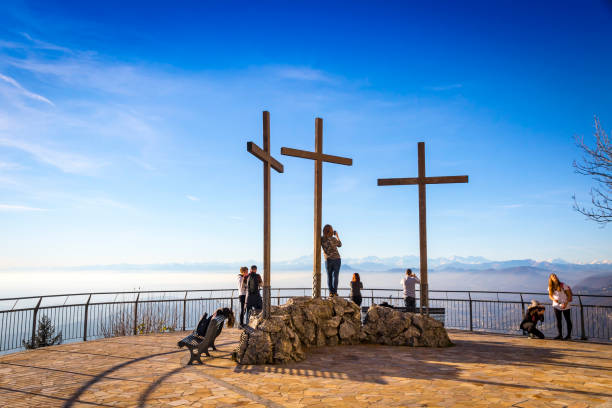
[3,255,610,295]
[7,255,611,276]
[279,255,612,275]
[573,273,612,297]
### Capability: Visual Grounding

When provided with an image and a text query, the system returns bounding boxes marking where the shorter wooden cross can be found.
[281,118,352,298]
[247,111,284,319]
[378,142,468,314]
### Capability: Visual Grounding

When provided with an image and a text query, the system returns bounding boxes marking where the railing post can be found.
[182,291,188,331]
[578,295,587,340]
[133,293,140,336]
[30,297,42,347]
[519,293,526,334]
[83,294,92,342]
[371,290,374,305]
[468,292,473,331]
[230,289,235,312]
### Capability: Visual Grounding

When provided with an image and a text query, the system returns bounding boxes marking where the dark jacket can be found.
[520,307,544,330]
[245,272,262,301]
[350,281,363,298]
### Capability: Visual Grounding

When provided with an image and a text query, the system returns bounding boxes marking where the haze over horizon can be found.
[3,253,612,271]
[1,1,612,273]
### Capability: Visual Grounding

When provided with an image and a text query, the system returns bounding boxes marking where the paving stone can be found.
[0,329,610,407]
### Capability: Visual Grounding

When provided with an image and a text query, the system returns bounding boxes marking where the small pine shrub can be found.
[23,315,62,349]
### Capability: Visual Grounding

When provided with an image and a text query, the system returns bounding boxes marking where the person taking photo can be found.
[321,224,342,297]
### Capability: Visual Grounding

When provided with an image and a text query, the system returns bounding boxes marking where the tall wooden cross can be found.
[377,142,468,314]
[281,117,352,298]
[247,111,284,319]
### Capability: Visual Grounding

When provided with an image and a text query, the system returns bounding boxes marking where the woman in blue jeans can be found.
[321,224,342,297]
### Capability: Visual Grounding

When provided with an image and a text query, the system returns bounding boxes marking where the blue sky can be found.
[0,1,611,267]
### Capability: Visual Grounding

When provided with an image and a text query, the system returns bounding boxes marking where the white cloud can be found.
[20,32,72,53]
[75,196,130,209]
[0,137,105,174]
[0,73,54,106]
[498,204,524,209]
[276,67,335,83]
[0,204,46,211]
[186,195,200,201]
[128,156,155,171]
[0,161,22,170]
[426,84,463,92]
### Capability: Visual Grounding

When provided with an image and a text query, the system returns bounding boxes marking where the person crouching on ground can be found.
[548,273,573,340]
[237,266,248,328]
[321,224,342,297]
[350,273,363,306]
[245,265,263,324]
[401,268,420,312]
[520,300,546,339]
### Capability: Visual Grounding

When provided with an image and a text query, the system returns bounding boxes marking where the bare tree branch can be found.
[572,116,612,225]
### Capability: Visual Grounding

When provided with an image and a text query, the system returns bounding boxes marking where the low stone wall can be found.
[232,298,452,365]
[360,305,452,347]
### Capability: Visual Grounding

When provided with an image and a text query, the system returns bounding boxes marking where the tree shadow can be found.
[12,329,610,407]
[137,365,187,408]
[62,349,183,408]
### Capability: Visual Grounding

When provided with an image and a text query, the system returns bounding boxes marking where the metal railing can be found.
[1,288,610,354]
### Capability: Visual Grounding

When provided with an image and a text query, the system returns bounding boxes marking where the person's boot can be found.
[553,334,563,340]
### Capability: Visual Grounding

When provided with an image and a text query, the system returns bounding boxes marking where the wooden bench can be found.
[178,314,228,365]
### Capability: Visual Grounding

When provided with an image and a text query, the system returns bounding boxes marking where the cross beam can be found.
[281,117,352,298]
[247,111,284,319]
[377,142,468,315]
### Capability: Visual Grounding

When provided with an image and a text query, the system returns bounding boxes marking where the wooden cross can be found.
[281,118,352,298]
[247,111,284,319]
[377,142,468,314]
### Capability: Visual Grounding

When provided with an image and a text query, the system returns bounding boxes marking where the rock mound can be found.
[360,305,452,347]
[232,299,452,365]
[232,296,361,365]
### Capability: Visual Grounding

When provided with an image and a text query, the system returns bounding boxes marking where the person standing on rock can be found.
[349,273,363,306]
[237,266,249,328]
[321,224,342,297]
[245,265,263,324]
[401,268,420,312]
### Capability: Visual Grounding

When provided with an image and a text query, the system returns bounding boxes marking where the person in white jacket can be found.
[548,273,573,340]
[401,269,420,312]
[237,266,248,327]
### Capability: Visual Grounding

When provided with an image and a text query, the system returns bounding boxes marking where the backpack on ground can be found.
[247,274,259,295]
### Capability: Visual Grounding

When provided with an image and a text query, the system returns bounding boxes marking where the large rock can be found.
[361,305,452,347]
[232,296,361,365]
[231,298,451,365]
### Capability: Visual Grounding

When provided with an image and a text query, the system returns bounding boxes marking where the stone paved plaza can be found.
[0,328,610,407]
